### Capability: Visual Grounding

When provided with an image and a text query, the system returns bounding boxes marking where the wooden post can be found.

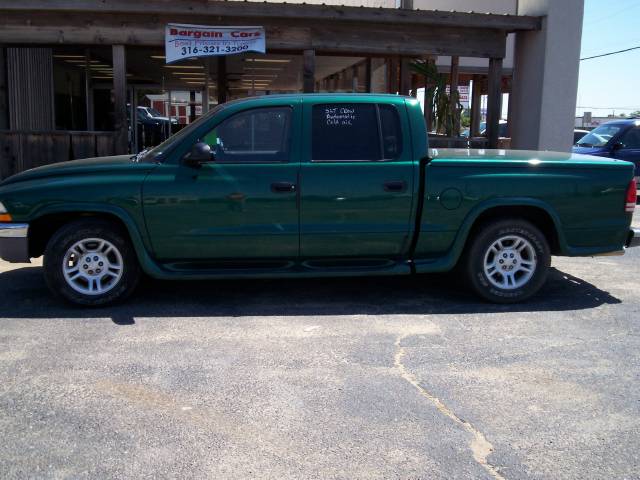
[0,46,8,130]
[365,57,372,93]
[400,58,411,96]
[449,56,460,136]
[217,56,227,104]
[470,74,482,137]
[423,63,433,132]
[388,57,399,94]
[202,59,210,114]
[84,48,94,131]
[189,90,196,123]
[351,65,358,92]
[486,57,503,149]
[112,44,128,154]
[303,49,315,93]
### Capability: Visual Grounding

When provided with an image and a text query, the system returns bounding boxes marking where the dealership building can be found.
[0,0,583,176]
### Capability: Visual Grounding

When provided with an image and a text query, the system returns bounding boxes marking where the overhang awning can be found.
[0,0,542,58]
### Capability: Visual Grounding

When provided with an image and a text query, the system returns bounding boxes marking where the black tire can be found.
[43,219,141,306]
[463,218,550,303]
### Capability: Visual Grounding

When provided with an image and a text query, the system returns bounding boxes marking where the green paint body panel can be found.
[0,94,634,279]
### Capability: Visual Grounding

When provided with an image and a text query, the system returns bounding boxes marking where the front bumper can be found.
[626,228,640,248]
[0,223,30,263]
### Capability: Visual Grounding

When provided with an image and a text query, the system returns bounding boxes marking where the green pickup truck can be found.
[0,94,638,306]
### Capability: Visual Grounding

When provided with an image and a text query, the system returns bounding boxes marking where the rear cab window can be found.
[310,102,404,162]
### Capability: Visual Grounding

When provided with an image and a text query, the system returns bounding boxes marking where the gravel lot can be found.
[1,214,639,479]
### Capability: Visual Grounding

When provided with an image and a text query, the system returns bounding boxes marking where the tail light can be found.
[626,180,637,213]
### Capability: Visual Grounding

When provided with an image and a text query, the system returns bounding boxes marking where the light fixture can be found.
[243,67,283,71]
[164,65,204,69]
[180,78,206,81]
[245,59,291,63]
[171,71,205,76]
[65,59,101,64]
[54,55,85,59]
[150,55,166,59]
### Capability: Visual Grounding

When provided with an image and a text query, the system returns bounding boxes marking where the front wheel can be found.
[463,219,550,303]
[43,219,141,306]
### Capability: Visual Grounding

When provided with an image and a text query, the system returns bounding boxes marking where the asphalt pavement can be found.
[1,214,639,479]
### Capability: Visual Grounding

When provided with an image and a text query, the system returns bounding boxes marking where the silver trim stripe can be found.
[0,223,29,238]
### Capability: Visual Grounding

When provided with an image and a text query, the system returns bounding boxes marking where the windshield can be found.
[138,103,228,162]
[576,124,622,147]
[147,107,164,117]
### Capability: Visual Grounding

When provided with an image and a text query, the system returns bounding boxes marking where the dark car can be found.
[135,106,178,148]
[573,120,640,184]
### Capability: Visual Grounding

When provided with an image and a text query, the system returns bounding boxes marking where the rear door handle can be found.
[383,181,407,192]
[271,182,297,193]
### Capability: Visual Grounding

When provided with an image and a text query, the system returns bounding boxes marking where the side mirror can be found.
[184,142,213,168]
[612,142,624,151]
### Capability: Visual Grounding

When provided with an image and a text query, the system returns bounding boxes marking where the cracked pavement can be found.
[0,212,639,479]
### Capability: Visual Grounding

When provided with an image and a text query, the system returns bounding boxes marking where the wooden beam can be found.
[0,1,542,31]
[0,12,508,58]
[486,57,503,149]
[450,56,460,135]
[112,44,127,154]
[303,49,315,93]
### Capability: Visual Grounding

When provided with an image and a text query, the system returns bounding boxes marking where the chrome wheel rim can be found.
[483,235,537,290]
[62,238,123,296]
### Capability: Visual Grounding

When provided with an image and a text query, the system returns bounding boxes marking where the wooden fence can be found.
[0,131,117,179]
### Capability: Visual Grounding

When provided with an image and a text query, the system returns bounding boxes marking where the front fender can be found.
[29,203,163,277]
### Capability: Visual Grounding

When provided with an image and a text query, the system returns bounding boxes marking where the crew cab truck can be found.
[0,94,638,306]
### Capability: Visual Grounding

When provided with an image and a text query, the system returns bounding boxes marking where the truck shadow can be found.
[0,265,621,324]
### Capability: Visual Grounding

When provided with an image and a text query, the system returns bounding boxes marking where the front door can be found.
[143,105,300,262]
[299,100,415,260]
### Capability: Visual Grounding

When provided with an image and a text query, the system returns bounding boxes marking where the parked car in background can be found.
[573,119,640,185]
[573,129,589,144]
[135,106,179,148]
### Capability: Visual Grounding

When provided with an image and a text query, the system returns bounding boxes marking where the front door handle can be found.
[271,182,297,193]
[383,181,407,192]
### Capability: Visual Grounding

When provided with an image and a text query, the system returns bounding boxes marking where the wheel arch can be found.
[27,205,159,275]
[452,199,567,266]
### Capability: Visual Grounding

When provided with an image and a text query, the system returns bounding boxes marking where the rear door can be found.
[299,99,415,260]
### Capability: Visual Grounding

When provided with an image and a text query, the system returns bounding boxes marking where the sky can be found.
[576,0,640,116]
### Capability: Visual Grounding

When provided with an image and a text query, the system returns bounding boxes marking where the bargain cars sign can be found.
[165,24,266,63]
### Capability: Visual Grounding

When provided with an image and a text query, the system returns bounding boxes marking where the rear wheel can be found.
[43,219,141,306]
[463,219,550,303]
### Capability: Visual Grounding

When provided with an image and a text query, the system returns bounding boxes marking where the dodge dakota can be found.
[0,94,638,306]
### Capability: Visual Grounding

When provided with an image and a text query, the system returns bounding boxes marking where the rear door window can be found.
[311,103,402,161]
